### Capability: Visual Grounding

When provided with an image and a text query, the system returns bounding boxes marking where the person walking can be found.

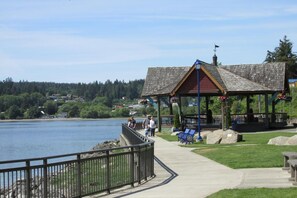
[149,116,156,137]
[142,115,151,137]
[130,116,136,129]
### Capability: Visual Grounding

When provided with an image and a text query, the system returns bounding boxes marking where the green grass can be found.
[193,144,297,168]
[157,132,179,141]
[207,188,297,198]
[189,132,297,169]
[241,132,296,144]
[157,131,297,168]
[157,128,180,141]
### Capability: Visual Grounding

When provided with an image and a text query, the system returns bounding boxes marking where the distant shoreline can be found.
[0,117,130,122]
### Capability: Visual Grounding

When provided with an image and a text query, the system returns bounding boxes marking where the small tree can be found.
[173,113,181,129]
[44,101,58,115]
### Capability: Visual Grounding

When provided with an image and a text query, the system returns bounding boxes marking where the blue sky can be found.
[1,0,297,83]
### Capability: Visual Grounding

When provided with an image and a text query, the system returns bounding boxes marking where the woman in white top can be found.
[149,116,156,137]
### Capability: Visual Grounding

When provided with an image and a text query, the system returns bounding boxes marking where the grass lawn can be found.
[207,187,297,198]
[157,131,297,169]
[157,132,179,141]
[188,132,297,169]
[158,131,297,197]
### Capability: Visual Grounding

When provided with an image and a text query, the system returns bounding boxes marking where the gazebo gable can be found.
[171,64,225,96]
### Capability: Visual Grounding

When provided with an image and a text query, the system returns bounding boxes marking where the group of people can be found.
[127,115,157,137]
[142,115,156,137]
[127,116,136,129]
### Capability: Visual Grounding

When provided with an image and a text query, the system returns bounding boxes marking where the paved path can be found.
[89,130,294,198]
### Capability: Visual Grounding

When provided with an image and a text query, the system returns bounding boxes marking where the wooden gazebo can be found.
[141,60,289,132]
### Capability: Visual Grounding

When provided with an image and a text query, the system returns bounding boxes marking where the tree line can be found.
[0,78,144,101]
[0,79,145,119]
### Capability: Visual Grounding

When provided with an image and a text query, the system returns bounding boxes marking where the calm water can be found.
[0,119,130,161]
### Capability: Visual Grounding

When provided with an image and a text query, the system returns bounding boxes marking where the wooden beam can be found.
[265,94,269,128]
[157,96,161,132]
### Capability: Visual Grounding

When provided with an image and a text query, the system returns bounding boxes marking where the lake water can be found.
[0,119,130,162]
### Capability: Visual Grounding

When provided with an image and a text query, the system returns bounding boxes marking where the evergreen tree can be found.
[265,36,297,78]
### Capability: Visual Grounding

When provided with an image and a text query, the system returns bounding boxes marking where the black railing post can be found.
[43,159,48,198]
[152,142,155,177]
[25,160,31,198]
[144,145,147,181]
[106,150,111,194]
[138,146,141,184]
[77,154,82,197]
[130,147,135,187]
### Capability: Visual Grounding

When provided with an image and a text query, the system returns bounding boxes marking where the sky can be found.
[1,0,297,83]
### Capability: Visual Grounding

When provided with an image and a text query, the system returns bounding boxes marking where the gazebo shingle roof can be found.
[141,67,191,97]
[141,62,287,97]
[221,62,286,91]
[218,67,273,94]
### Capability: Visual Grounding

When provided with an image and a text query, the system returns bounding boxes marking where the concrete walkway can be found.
[89,131,294,198]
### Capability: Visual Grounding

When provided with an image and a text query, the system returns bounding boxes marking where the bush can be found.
[7,105,22,119]
[24,106,41,119]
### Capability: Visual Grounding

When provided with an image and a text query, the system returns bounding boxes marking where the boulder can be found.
[206,130,223,144]
[206,129,242,144]
[213,129,224,135]
[220,129,242,144]
[267,136,290,145]
[201,130,212,139]
[285,135,297,145]
[192,131,211,141]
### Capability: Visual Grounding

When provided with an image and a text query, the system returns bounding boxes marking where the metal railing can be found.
[182,113,288,125]
[0,124,154,198]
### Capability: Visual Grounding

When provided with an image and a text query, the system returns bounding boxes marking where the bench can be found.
[178,128,190,141]
[288,159,297,185]
[180,129,196,144]
[282,152,297,170]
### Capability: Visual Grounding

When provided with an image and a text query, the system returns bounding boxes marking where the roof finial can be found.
[214,44,219,55]
[213,44,219,66]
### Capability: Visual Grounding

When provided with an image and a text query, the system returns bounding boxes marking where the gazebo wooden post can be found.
[264,94,269,128]
[225,98,230,129]
[169,96,173,115]
[246,95,250,123]
[157,96,162,132]
[221,99,225,130]
[271,95,276,123]
[169,96,173,126]
[178,95,182,129]
[205,96,209,112]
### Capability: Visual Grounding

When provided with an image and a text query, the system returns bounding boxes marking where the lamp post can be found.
[195,59,203,141]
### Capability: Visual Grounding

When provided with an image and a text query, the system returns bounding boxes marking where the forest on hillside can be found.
[0,78,149,119]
